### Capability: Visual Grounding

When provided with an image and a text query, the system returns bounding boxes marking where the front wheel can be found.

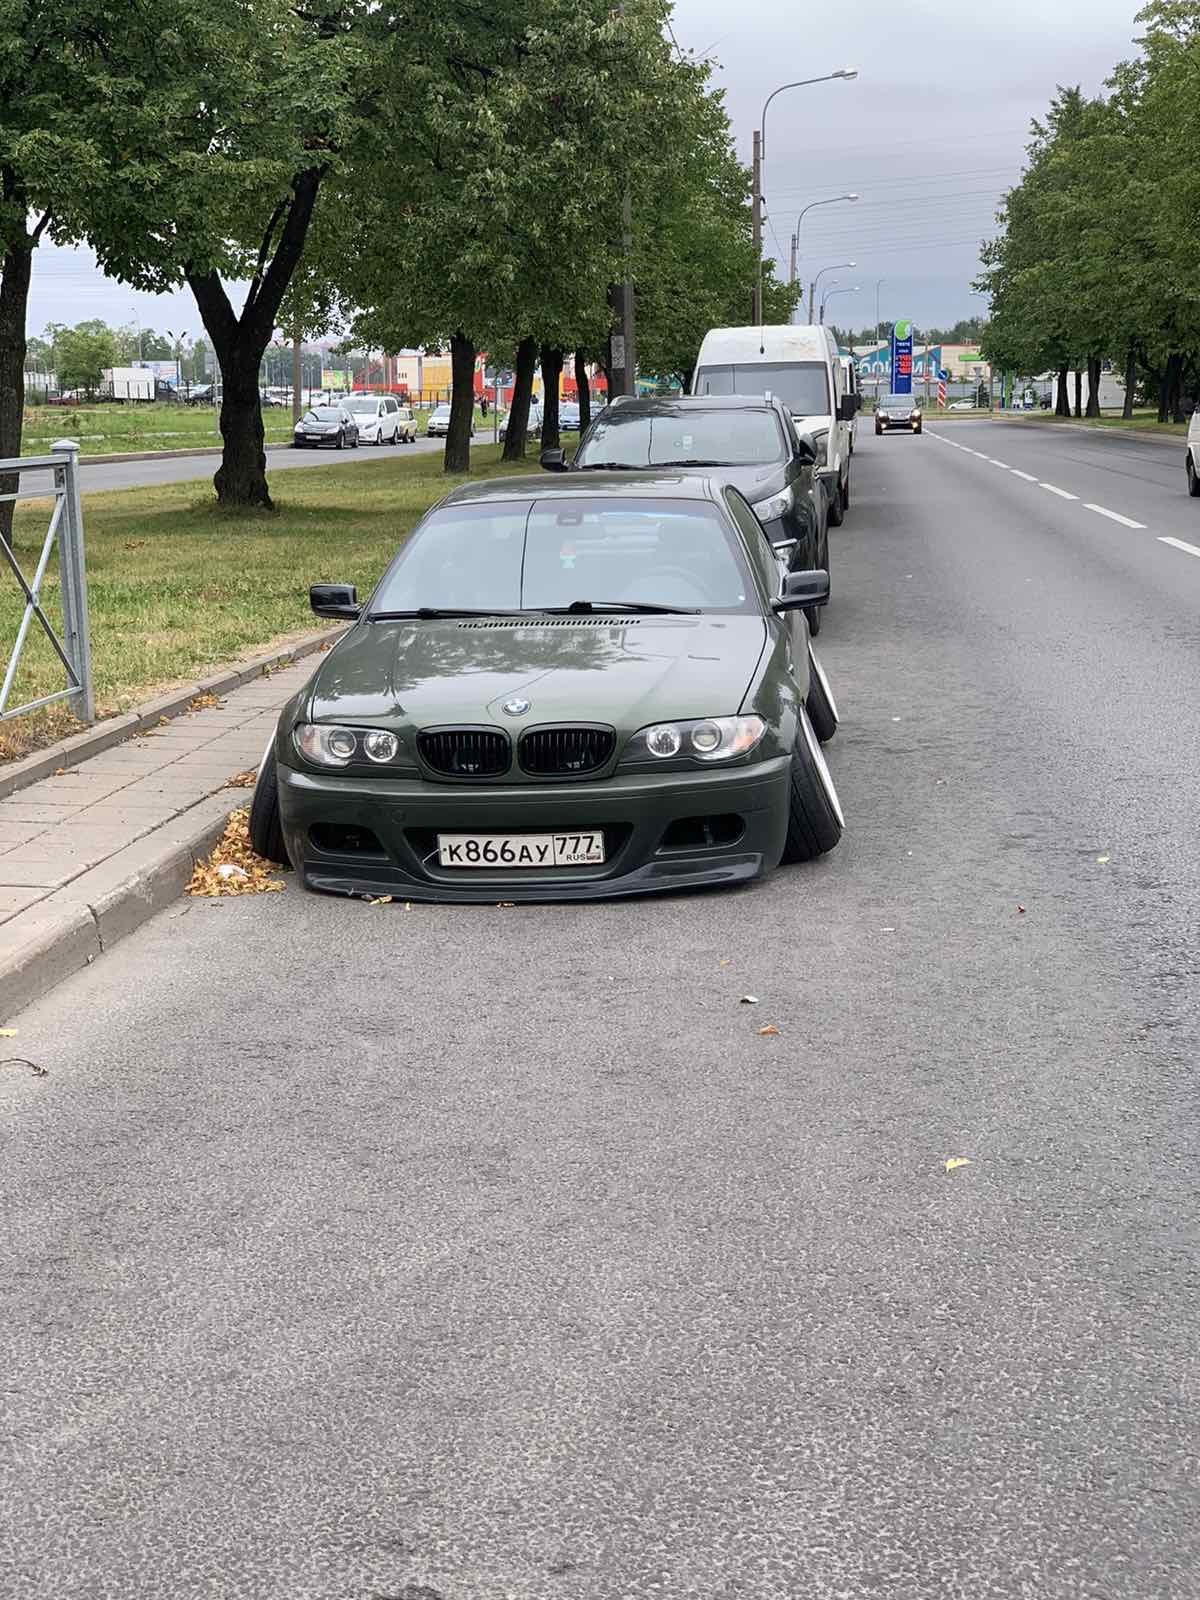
[914,422,923,435]
[806,644,839,743]
[827,481,845,528]
[1188,453,1200,497]
[248,749,289,865]
[335,431,345,450]
[780,706,844,864]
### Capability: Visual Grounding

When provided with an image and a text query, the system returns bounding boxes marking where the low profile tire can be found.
[248,749,289,866]
[780,706,844,864]
[842,470,851,509]
[915,422,923,435]
[806,644,839,743]
[827,481,845,528]
[1188,454,1200,497]
[805,603,822,637]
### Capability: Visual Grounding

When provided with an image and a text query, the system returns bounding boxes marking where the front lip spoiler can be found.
[302,853,766,903]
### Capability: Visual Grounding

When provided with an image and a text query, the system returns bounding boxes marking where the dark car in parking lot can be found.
[248,473,843,902]
[540,394,830,632]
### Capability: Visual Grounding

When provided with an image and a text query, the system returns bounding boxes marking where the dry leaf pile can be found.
[188,691,223,713]
[187,808,284,897]
[227,770,257,788]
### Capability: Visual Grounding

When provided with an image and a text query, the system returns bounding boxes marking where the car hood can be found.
[576,461,785,501]
[304,615,768,728]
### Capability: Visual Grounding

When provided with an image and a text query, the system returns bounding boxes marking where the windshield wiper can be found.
[537,599,698,616]
[571,461,645,470]
[367,607,526,621]
[657,458,733,467]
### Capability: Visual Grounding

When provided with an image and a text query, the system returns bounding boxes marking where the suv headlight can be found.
[752,486,794,523]
[623,716,766,765]
[294,723,404,767]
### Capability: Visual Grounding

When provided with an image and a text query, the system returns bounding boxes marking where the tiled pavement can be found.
[0,657,317,924]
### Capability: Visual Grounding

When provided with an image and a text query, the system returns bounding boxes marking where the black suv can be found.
[541,394,829,631]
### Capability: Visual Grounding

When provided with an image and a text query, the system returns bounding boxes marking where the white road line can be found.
[1158,535,1200,560]
[1084,503,1147,530]
[1011,470,1038,482]
[1039,483,1078,500]
[987,459,1011,468]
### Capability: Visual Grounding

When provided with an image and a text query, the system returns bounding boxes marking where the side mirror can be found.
[540,447,568,472]
[310,583,361,620]
[772,568,830,613]
[794,432,818,465]
[837,394,858,422]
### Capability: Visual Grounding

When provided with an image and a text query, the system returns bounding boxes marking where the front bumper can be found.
[277,756,792,902]
[877,415,920,431]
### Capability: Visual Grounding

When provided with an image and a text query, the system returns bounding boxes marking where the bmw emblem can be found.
[502,697,531,717]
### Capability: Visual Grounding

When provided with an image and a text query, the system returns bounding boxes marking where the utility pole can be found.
[751,131,763,325]
[808,280,815,324]
[789,232,797,292]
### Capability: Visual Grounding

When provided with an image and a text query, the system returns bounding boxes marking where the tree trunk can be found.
[1055,366,1070,416]
[575,350,591,434]
[1085,355,1102,418]
[187,166,323,508]
[444,332,476,475]
[1168,351,1186,424]
[502,336,537,462]
[0,227,34,544]
[540,345,563,454]
[1073,368,1083,417]
[1122,346,1136,421]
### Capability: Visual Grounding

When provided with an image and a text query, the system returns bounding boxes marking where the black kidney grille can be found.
[519,726,615,776]
[417,728,510,777]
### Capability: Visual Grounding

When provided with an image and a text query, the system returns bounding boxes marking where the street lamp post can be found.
[790,195,859,323]
[820,285,860,325]
[754,69,857,325]
[809,262,856,325]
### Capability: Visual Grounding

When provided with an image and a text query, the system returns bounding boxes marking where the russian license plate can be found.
[437,831,605,869]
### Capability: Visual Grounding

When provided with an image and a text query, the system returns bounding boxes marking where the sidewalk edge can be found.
[0,627,341,803]
[0,790,241,1020]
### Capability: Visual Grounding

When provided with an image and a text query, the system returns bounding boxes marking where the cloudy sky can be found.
[28,0,1146,344]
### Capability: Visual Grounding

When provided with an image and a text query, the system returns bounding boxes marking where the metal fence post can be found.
[51,440,94,724]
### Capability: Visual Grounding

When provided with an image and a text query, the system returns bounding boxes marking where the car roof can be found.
[439,472,722,508]
[604,394,782,416]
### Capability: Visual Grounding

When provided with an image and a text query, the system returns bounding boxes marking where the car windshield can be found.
[885,394,916,407]
[431,406,451,418]
[576,409,786,468]
[694,361,831,417]
[369,497,755,615]
[344,397,378,413]
[306,408,342,421]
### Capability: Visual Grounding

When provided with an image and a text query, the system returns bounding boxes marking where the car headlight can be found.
[623,716,766,765]
[294,724,403,767]
[751,486,794,523]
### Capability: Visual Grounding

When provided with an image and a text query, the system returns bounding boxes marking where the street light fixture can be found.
[808,262,855,324]
[820,285,861,325]
[753,69,859,324]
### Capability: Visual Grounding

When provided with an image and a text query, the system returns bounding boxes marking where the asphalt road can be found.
[5,421,1200,1598]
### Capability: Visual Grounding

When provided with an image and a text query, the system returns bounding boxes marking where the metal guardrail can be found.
[0,440,94,724]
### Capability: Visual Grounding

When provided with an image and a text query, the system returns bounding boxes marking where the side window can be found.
[385,398,397,414]
[724,490,779,599]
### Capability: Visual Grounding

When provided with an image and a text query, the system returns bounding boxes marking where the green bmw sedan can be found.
[248,473,843,901]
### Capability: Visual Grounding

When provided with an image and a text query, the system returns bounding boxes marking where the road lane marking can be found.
[1084,504,1147,530]
[1039,483,1078,499]
[1159,535,1200,560]
[1011,470,1038,481]
[987,459,1011,468]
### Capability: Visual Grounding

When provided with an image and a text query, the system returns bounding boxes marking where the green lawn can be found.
[22,401,499,457]
[999,408,1188,436]
[0,442,530,761]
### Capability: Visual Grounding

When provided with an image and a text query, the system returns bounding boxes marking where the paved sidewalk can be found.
[0,656,320,1016]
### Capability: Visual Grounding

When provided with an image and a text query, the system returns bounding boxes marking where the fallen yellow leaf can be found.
[756,1023,780,1036]
[186,809,284,897]
[366,895,393,906]
[945,1157,972,1172]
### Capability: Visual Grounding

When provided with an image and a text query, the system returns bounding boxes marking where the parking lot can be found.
[4,423,1200,1598]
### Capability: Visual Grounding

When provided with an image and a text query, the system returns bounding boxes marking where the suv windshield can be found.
[370,498,755,615]
[344,397,378,412]
[576,409,786,468]
[694,361,831,417]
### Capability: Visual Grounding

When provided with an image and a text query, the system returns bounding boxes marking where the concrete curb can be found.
[0,790,239,1020]
[0,626,342,803]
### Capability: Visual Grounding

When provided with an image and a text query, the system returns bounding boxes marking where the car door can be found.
[723,488,807,670]
[780,411,823,562]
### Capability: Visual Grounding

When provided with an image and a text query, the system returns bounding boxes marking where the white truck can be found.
[102,367,155,402]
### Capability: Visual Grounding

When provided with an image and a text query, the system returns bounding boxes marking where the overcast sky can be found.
[28,0,1146,345]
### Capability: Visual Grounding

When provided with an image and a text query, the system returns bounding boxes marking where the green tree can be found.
[47,321,117,393]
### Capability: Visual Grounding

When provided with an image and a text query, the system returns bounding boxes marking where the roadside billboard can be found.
[890,321,914,395]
